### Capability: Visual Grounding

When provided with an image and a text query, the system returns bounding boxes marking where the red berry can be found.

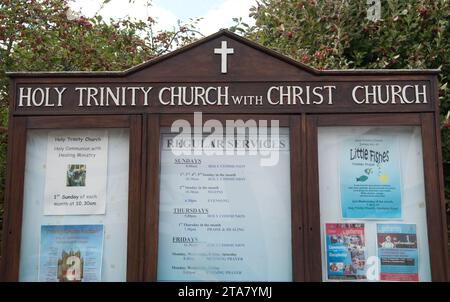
[417,6,428,17]
[314,50,322,60]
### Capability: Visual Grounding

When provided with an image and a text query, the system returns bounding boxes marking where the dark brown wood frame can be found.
[0,111,448,282]
[0,115,143,281]
[143,114,305,281]
[0,30,448,282]
[305,113,449,281]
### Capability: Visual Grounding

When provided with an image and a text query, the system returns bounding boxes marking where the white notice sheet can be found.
[157,129,292,281]
[44,129,108,215]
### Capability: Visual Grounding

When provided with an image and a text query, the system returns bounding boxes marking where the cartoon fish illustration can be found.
[364,168,373,175]
[378,175,388,184]
[356,175,368,182]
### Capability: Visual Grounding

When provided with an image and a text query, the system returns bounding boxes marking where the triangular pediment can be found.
[125,29,318,82]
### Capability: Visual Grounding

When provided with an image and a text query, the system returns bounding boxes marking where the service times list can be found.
[157,132,293,281]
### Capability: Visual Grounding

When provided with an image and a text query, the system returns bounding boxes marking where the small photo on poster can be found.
[340,135,402,219]
[66,164,86,187]
[325,223,366,281]
[377,224,419,281]
[39,225,104,282]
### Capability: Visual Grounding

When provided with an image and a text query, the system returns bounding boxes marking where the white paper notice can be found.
[44,130,108,215]
[157,129,292,281]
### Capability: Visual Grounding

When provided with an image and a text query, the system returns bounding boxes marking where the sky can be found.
[69,0,256,35]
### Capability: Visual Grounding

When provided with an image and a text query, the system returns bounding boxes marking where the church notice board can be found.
[0,30,448,282]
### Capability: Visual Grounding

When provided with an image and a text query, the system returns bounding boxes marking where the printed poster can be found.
[377,224,419,281]
[325,223,366,280]
[157,130,293,281]
[39,225,104,282]
[44,130,108,215]
[340,135,402,219]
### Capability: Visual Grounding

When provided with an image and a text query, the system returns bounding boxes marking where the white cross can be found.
[214,41,234,74]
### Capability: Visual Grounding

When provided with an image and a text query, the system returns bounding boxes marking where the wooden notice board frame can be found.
[0,115,143,281]
[0,30,448,281]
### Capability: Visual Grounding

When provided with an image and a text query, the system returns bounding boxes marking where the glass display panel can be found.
[318,126,431,282]
[19,129,129,282]
[157,126,292,281]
